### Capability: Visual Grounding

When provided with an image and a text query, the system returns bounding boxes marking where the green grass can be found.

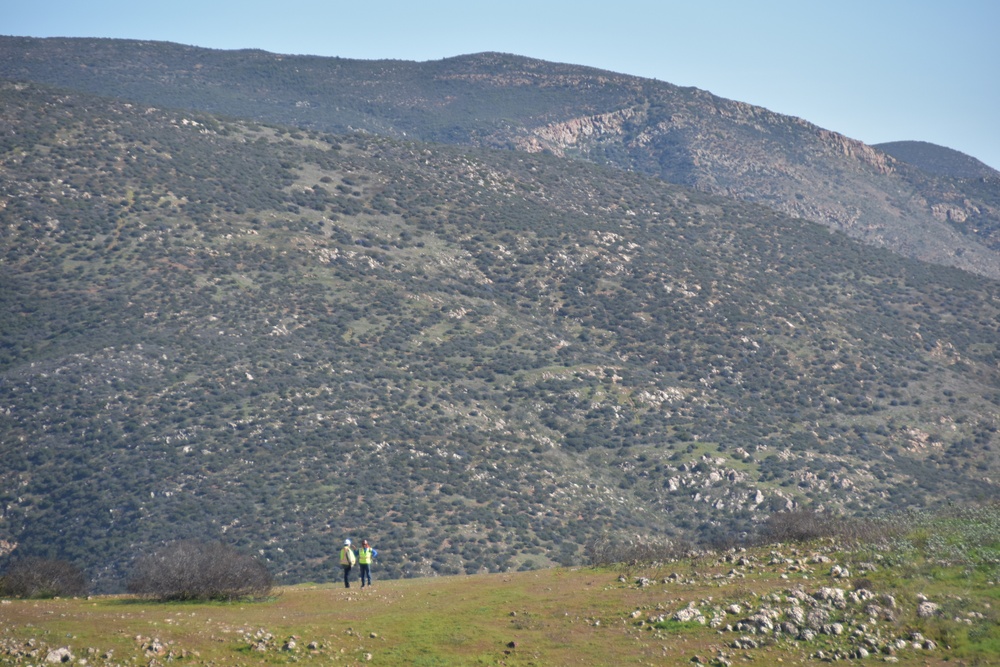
[0,568,709,665]
[5,532,998,667]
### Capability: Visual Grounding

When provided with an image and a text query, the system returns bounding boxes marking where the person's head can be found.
[344,539,351,547]
[362,540,369,547]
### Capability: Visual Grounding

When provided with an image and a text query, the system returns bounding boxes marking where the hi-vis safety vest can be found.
[358,547,374,565]
[340,547,356,566]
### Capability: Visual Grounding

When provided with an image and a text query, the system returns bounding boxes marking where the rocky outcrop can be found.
[816,130,896,176]
[515,109,636,156]
[506,96,1000,279]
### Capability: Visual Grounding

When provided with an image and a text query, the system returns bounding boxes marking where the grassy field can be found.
[3,531,998,667]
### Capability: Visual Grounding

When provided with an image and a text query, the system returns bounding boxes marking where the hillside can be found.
[1,81,998,591]
[1,37,999,278]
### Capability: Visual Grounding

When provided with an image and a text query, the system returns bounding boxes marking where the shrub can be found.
[851,577,874,592]
[759,509,897,545]
[0,557,88,598]
[760,509,835,543]
[127,540,272,601]
[584,533,691,568]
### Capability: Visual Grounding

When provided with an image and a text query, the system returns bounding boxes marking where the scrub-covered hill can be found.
[2,36,1000,278]
[0,81,998,591]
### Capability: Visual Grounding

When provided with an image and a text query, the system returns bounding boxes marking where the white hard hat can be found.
[344,539,351,546]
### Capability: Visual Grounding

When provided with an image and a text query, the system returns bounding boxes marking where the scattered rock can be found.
[917,601,939,618]
[673,604,706,624]
[730,636,758,649]
[44,647,73,663]
[822,622,844,636]
[814,587,846,605]
[806,608,830,630]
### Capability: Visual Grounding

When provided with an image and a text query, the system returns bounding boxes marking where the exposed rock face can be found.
[517,109,636,156]
[505,99,1000,279]
[931,203,973,223]
[815,130,896,176]
[0,540,16,558]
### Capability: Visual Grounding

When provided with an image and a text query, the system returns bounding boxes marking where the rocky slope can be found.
[1,81,998,591]
[1,38,998,277]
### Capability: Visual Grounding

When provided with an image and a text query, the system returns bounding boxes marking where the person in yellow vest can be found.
[340,539,356,588]
[357,539,377,588]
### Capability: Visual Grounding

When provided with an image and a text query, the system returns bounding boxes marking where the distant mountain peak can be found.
[874,140,1000,180]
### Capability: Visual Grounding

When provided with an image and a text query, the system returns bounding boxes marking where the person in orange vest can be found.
[357,539,377,588]
[340,539,356,588]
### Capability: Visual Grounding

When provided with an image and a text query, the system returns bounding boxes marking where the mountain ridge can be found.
[1,36,999,278]
[874,139,1000,179]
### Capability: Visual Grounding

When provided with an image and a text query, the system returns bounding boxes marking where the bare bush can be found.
[760,509,900,546]
[584,534,618,568]
[127,540,272,601]
[584,534,692,569]
[0,557,88,598]
[760,509,836,543]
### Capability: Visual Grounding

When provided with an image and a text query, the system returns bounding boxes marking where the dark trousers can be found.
[342,564,352,587]
[359,563,371,586]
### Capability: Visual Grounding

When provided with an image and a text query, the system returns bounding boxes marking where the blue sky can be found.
[6,0,1000,169]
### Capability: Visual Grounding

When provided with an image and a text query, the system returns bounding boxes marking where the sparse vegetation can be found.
[0,73,997,593]
[0,505,997,665]
[585,533,693,569]
[758,508,898,545]
[2,36,998,278]
[126,540,273,602]
[0,557,88,599]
